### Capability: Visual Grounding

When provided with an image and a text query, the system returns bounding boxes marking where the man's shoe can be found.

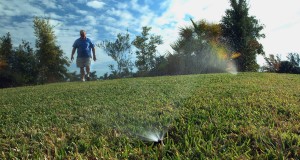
[86,76,90,81]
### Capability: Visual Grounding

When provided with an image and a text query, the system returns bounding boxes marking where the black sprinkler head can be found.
[154,139,164,146]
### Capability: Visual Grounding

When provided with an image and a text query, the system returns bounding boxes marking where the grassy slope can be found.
[0,73,299,159]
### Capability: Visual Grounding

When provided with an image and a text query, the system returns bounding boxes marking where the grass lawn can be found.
[0,72,299,159]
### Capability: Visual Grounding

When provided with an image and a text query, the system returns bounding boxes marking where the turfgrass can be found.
[0,73,299,159]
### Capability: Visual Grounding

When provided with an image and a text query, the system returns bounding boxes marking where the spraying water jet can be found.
[135,125,170,147]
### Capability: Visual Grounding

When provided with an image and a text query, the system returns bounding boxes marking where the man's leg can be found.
[80,67,85,81]
[86,65,90,81]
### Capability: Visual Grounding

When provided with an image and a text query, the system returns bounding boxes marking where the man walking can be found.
[71,30,96,81]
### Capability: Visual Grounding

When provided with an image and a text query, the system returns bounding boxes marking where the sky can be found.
[0,0,300,76]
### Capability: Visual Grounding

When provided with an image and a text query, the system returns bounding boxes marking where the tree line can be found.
[97,0,298,79]
[262,53,300,74]
[100,0,266,79]
[0,18,70,88]
[1,0,299,88]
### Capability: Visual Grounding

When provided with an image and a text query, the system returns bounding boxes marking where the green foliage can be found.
[0,32,13,70]
[0,18,71,87]
[33,17,70,83]
[278,61,298,74]
[287,53,300,67]
[262,54,281,72]
[98,32,134,78]
[1,73,300,159]
[167,20,229,75]
[221,0,265,72]
[132,26,163,76]
[66,71,82,82]
[11,40,39,85]
[148,55,169,76]
[89,71,99,80]
[0,33,37,87]
[0,33,14,87]
[263,53,300,74]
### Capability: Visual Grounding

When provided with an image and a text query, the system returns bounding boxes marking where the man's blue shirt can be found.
[73,38,95,58]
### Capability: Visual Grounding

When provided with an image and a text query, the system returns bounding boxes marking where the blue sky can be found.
[1,0,300,76]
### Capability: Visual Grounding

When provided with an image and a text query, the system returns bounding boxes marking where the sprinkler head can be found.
[154,138,164,146]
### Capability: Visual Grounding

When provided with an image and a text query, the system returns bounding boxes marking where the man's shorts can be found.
[76,57,91,68]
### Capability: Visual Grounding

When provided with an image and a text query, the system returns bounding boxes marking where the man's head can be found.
[80,30,86,38]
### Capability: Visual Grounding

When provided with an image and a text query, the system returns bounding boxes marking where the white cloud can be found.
[129,0,149,13]
[76,0,87,3]
[249,0,300,31]
[103,26,124,37]
[76,15,98,29]
[46,12,63,20]
[87,0,105,9]
[108,8,136,22]
[139,13,155,27]
[76,10,88,15]
[41,0,57,9]
[248,0,300,58]
[146,0,230,54]
[116,2,128,9]
[2,19,36,49]
[65,1,80,11]
[105,8,137,28]
[0,1,44,17]
[86,15,98,26]
[102,16,117,25]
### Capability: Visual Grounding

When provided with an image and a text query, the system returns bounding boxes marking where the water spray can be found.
[135,125,169,147]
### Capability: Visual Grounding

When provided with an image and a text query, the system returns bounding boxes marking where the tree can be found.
[0,33,39,88]
[0,33,14,88]
[278,61,295,73]
[33,17,70,83]
[89,71,98,80]
[221,0,265,72]
[132,26,163,76]
[11,40,38,85]
[262,53,300,74]
[67,71,81,82]
[279,53,300,74]
[262,54,281,72]
[98,32,134,78]
[287,53,300,67]
[0,32,13,71]
[167,19,234,75]
[149,55,168,76]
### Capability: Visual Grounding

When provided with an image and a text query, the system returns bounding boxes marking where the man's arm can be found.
[92,47,96,61]
[71,47,76,61]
